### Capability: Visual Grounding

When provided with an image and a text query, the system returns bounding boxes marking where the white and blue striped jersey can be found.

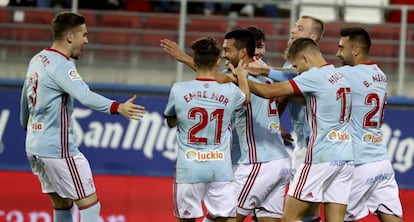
[20,48,119,158]
[290,64,353,163]
[338,63,389,165]
[232,72,289,164]
[164,78,246,183]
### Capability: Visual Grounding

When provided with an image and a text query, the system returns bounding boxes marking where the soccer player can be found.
[162,29,291,222]
[19,12,146,222]
[164,36,250,222]
[245,16,326,222]
[240,37,354,222]
[336,27,403,222]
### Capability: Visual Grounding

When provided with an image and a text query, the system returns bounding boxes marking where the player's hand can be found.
[118,95,146,120]
[160,39,190,63]
[280,125,294,146]
[229,60,249,79]
[246,61,270,76]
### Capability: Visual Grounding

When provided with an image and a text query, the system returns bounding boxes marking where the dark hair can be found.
[191,37,221,69]
[51,12,85,40]
[301,15,324,42]
[224,29,256,58]
[244,25,266,47]
[286,37,320,60]
[339,27,371,53]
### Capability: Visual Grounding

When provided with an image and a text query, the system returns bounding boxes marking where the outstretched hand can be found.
[160,39,188,63]
[118,95,146,120]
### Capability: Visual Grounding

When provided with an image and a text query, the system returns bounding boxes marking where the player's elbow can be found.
[166,118,177,128]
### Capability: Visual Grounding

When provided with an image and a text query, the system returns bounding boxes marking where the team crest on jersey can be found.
[68,69,82,81]
[204,83,209,88]
[361,132,383,144]
[326,130,350,142]
[185,149,224,161]
[268,122,280,134]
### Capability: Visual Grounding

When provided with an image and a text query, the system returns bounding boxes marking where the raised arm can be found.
[160,39,196,71]
[231,61,251,105]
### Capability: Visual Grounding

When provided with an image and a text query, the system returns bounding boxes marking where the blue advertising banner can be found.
[1,89,413,188]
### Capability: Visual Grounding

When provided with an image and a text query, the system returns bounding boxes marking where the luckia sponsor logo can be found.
[185,149,224,161]
[268,122,280,134]
[326,130,350,142]
[361,132,383,144]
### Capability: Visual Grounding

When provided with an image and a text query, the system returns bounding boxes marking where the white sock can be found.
[79,201,101,222]
[53,207,73,222]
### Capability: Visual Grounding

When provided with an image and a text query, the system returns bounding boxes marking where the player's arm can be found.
[160,39,196,71]
[55,64,146,120]
[248,80,295,99]
[166,117,177,128]
[246,61,296,81]
[19,80,29,130]
[232,61,251,105]
[289,95,306,105]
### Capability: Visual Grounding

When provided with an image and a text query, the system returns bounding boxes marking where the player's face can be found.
[255,40,266,60]
[222,38,240,68]
[289,54,309,74]
[289,18,315,45]
[336,36,355,66]
[70,24,88,60]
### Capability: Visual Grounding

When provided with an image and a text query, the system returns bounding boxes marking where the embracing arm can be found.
[246,61,296,81]
[248,80,296,99]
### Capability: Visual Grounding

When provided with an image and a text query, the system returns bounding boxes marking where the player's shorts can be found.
[234,158,291,218]
[173,181,237,219]
[288,160,354,205]
[27,152,96,200]
[344,159,403,221]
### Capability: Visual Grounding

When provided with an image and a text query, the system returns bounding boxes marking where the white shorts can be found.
[173,181,237,219]
[27,152,96,200]
[288,161,354,205]
[344,160,403,221]
[234,158,291,218]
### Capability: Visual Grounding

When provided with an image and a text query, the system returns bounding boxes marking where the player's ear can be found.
[301,53,308,64]
[216,57,221,67]
[352,44,361,56]
[239,47,247,59]
[66,31,74,44]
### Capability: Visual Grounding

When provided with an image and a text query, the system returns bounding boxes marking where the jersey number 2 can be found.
[188,107,224,145]
[363,93,386,128]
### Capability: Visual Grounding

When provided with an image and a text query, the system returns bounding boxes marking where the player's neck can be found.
[50,42,70,58]
[196,71,216,80]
